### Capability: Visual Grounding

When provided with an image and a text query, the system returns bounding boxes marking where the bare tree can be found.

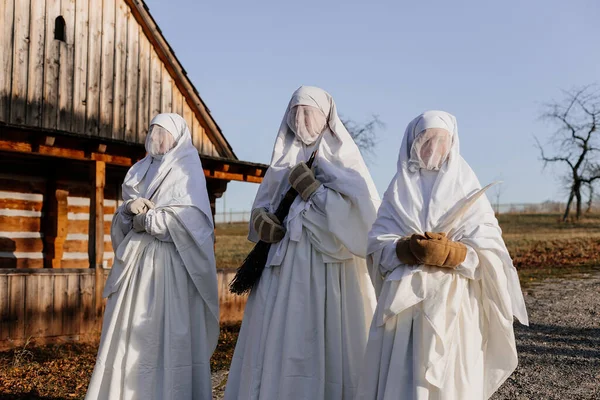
[536,85,600,221]
[341,115,384,160]
[491,180,505,215]
[585,182,595,213]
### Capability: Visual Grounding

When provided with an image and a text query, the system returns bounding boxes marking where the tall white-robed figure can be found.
[86,113,219,400]
[224,86,380,400]
[357,111,528,400]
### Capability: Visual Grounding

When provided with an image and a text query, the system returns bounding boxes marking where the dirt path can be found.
[211,271,600,400]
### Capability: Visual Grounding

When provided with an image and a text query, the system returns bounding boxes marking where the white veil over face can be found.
[409,127,452,172]
[145,124,176,159]
[250,86,381,256]
[286,105,328,145]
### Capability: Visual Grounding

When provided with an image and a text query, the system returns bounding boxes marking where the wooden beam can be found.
[0,128,267,183]
[204,169,263,184]
[90,161,105,319]
[44,136,55,146]
[0,139,134,166]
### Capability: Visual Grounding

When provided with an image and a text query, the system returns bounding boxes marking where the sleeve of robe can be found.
[304,184,371,258]
[145,209,174,242]
[114,203,134,236]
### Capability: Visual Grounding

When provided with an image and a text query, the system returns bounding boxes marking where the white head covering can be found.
[368,110,528,396]
[144,116,181,160]
[251,86,381,256]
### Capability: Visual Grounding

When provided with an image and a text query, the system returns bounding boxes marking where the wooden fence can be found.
[0,268,247,350]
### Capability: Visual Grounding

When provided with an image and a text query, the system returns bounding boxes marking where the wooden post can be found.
[206,178,228,226]
[43,184,68,269]
[208,193,217,224]
[90,161,105,319]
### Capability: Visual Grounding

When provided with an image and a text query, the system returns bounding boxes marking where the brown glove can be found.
[395,238,420,265]
[288,162,321,201]
[252,208,286,243]
[409,232,467,269]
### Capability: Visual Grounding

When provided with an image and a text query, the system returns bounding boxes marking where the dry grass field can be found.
[1,214,599,399]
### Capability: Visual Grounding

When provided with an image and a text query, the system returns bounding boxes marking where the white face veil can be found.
[409,128,452,172]
[250,86,381,256]
[145,125,176,159]
[286,105,328,145]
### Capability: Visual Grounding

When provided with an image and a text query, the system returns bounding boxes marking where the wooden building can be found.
[0,0,266,347]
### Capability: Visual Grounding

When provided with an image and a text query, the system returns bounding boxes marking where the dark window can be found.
[54,16,66,41]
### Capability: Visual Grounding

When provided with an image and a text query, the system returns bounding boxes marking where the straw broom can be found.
[229,149,319,295]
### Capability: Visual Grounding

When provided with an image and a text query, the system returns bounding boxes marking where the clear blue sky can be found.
[145,0,599,213]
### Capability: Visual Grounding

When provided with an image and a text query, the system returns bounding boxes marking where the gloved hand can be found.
[288,162,321,201]
[252,208,285,243]
[409,232,467,269]
[126,198,155,215]
[133,213,147,233]
[395,237,420,265]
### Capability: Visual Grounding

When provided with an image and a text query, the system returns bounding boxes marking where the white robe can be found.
[357,245,485,400]
[225,87,380,400]
[85,208,215,400]
[86,114,219,400]
[356,111,528,400]
[225,187,376,400]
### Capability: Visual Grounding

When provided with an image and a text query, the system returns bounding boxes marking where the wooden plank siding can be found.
[0,0,229,158]
[112,0,128,140]
[10,0,30,125]
[0,0,15,123]
[99,0,116,138]
[0,268,110,348]
[57,0,76,131]
[124,13,139,142]
[0,268,247,348]
[43,0,62,130]
[26,0,46,127]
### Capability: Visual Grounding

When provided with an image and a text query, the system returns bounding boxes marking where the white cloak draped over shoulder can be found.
[86,114,219,400]
[357,111,528,400]
[224,86,380,400]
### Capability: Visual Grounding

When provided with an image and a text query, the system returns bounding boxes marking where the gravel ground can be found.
[211,369,228,400]
[493,270,600,400]
[210,271,600,400]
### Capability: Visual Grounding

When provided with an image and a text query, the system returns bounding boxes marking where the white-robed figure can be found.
[85,113,219,400]
[224,86,380,400]
[356,111,528,400]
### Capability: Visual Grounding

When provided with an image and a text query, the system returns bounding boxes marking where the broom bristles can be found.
[229,241,271,295]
